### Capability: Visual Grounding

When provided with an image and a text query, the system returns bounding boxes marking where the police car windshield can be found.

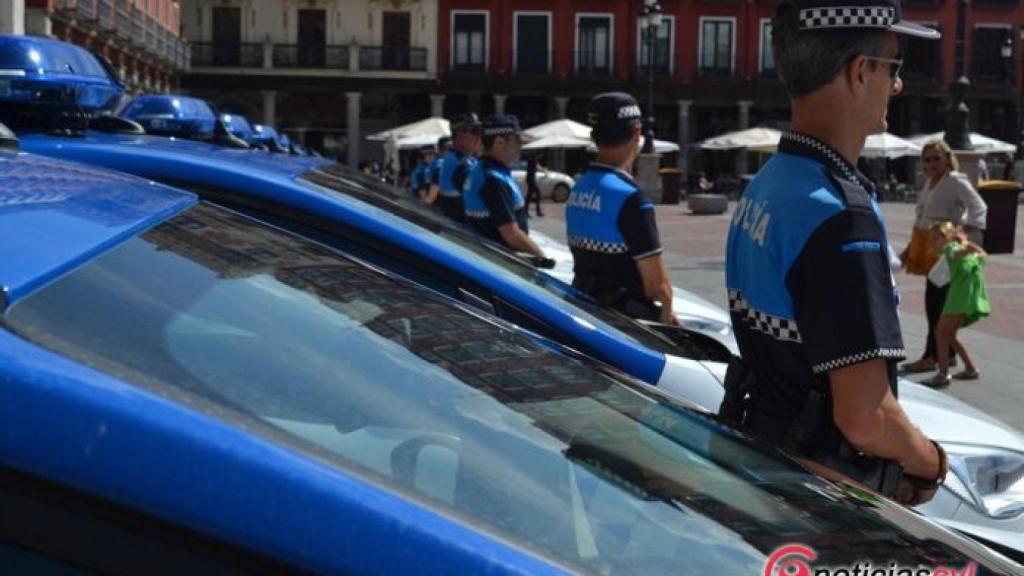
[303,165,679,353]
[5,202,975,573]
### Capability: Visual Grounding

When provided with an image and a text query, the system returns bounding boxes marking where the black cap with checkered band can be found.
[587,92,644,129]
[481,114,522,138]
[791,0,939,39]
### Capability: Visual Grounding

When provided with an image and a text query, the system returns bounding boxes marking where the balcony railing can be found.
[97,0,114,31]
[114,0,130,40]
[273,44,349,69]
[56,0,97,21]
[130,6,144,47]
[145,16,157,53]
[511,49,551,75]
[191,42,263,67]
[359,46,427,71]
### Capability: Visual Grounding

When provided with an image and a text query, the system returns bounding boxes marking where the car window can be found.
[301,167,681,354]
[2,202,974,574]
[0,468,300,575]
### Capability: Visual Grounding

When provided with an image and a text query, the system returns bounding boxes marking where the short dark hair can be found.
[592,120,641,148]
[483,133,517,150]
[772,2,889,99]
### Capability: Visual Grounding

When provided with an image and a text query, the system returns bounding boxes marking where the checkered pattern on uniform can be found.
[812,348,906,374]
[799,6,894,30]
[439,189,462,198]
[568,235,630,254]
[465,209,491,219]
[728,289,803,344]
[780,132,860,184]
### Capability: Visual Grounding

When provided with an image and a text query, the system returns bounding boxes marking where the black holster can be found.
[574,276,659,322]
[719,356,903,497]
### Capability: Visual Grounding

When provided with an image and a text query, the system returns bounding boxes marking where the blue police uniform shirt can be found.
[725,132,904,437]
[438,149,476,221]
[463,156,528,245]
[427,155,444,185]
[409,161,429,196]
[565,162,661,300]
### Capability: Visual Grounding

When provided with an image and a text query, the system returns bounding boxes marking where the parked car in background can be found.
[510,160,574,203]
[0,143,1020,575]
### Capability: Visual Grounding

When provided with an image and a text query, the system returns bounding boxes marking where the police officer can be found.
[429,113,480,221]
[420,136,450,204]
[565,92,677,325]
[408,144,436,199]
[723,0,946,504]
[462,114,546,259]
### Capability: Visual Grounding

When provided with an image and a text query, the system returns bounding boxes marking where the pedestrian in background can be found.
[900,140,987,374]
[409,144,436,199]
[420,136,451,204]
[925,221,990,387]
[526,152,545,217]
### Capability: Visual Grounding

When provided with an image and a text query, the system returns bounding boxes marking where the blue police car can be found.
[220,112,258,145]
[0,133,1019,574]
[8,36,1024,559]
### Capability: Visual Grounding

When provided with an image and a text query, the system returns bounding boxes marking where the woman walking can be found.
[900,140,987,374]
[925,221,991,387]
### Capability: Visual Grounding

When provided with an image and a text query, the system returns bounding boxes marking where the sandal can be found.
[901,358,936,374]
[952,370,980,381]
[923,373,951,389]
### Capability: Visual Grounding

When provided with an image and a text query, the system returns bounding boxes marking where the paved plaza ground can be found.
[530,199,1024,430]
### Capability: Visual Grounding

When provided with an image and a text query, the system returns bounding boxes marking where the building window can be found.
[759,19,774,77]
[700,18,734,76]
[452,12,487,72]
[902,23,941,81]
[514,12,551,74]
[637,16,673,75]
[211,6,241,66]
[973,26,1014,83]
[577,14,613,76]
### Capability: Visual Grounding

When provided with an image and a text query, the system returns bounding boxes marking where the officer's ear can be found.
[846,54,872,93]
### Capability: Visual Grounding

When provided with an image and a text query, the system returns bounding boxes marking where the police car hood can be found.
[899,381,1024,450]
[529,229,731,324]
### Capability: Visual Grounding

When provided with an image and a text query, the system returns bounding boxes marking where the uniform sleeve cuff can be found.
[631,248,663,261]
[811,348,907,374]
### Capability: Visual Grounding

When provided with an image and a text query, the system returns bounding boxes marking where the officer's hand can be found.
[660,308,681,327]
[894,442,948,506]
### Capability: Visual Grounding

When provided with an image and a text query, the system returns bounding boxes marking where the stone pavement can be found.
[530,199,1024,430]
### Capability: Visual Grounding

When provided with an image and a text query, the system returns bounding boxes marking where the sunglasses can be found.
[865,55,904,80]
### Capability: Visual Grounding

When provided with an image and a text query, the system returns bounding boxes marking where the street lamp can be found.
[639,0,663,154]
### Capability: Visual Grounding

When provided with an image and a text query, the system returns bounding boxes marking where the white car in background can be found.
[510,161,574,203]
[528,229,1024,562]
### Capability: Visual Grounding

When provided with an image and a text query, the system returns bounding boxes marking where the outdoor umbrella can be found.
[368,117,450,142]
[699,127,782,152]
[522,134,591,150]
[861,132,922,159]
[908,132,1017,155]
[523,118,592,141]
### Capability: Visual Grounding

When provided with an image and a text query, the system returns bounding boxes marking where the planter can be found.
[687,193,729,215]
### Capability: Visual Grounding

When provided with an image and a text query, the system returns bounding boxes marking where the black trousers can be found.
[526,181,543,215]
[923,280,951,361]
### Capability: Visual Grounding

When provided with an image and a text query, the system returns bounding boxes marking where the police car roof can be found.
[0,150,195,308]
[121,94,214,117]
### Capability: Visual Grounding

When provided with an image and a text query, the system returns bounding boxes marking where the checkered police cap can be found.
[450,113,482,131]
[587,92,643,128]
[482,114,522,138]
[789,0,939,39]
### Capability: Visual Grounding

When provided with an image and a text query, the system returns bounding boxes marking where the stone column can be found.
[429,93,445,118]
[261,90,277,126]
[346,91,362,168]
[494,94,507,116]
[555,96,570,119]
[677,99,693,171]
[736,100,753,176]
[263,38,273,69]
[0,0,24,34]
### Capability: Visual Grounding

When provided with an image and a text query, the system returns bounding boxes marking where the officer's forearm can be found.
[636,255,672,305]
[498,224,544,258]
[830,360,941,480]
